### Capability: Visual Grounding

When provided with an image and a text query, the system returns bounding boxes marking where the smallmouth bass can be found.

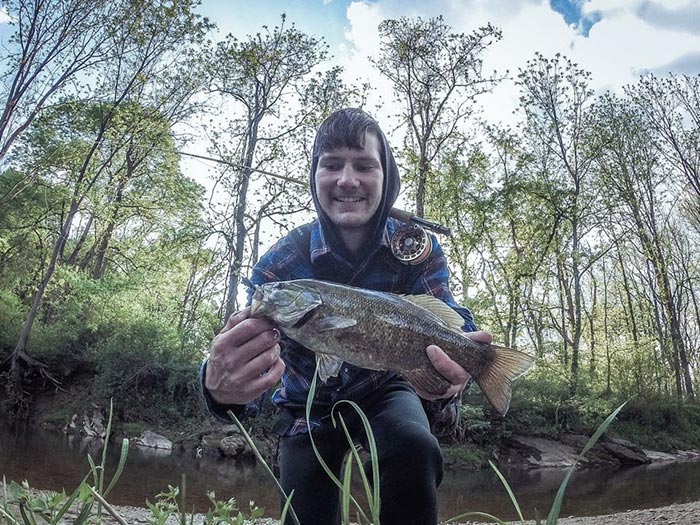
[249,279,534,415]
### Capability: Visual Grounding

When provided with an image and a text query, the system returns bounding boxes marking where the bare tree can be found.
[0,0,118,160]
[373,15,501,217]
[516,53,601,395]
[593,92,694,401]
[206,15,334,319]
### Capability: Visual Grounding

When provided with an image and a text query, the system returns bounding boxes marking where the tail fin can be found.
[475,345,535,416]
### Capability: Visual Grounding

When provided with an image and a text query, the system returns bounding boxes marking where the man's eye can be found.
[356,164,376,172]
[321,163,341,170]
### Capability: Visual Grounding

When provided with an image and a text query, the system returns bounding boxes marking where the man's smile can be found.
[334,196,365,203]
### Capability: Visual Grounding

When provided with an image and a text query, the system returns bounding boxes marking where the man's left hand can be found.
[413,331,493,401]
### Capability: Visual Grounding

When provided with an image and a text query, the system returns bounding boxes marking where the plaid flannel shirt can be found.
[202,217,477,437]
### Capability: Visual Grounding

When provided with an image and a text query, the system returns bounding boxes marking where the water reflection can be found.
[2,426,700,521]
[440,461,700,520]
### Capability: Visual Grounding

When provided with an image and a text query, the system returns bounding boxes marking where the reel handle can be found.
[389,208,452,236]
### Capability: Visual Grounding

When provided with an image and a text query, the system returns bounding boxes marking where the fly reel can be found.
[390,224,432,265]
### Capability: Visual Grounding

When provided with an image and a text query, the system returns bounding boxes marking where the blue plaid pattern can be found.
[244,218,477,436]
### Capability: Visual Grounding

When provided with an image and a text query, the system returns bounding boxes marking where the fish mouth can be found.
[249,287,264,316]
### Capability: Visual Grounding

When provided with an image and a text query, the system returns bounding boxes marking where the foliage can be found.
[0,9,699,490]
[441,443,487,469]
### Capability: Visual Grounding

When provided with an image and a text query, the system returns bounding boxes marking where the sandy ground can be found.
[101,499,700,525]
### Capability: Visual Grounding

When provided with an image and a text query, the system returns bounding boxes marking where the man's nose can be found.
[337,165,360,187]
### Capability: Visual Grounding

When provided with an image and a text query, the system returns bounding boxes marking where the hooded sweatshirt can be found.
[308,109,401,270]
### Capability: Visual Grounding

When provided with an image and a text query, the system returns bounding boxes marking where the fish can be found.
[249,278,534,415]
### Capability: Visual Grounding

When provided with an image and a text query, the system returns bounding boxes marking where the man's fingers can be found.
[231,327,280,363]
[463,330,493,344]
[237,343,282,383]
[426,344,470,385]
[214,317,277,356]
[248,357,285,394]
[220,307,251,334]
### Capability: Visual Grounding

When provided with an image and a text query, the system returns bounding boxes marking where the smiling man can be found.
[201,108,490,525]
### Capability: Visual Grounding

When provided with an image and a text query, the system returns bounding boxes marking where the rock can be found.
[642,449,678,462]
[499,435,581,469]
[601,441,650,465]
[221,424,241,435]
[220,435,247,457]
[199,431,227,456]
[81,410,105,438]
[674,449,700,460]
[132,430,173,451]
[499,434,653,470]
[558,434,621,467]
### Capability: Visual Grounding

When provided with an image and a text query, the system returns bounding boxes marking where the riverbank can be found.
[73,499,700,524]
[3,479,699,525]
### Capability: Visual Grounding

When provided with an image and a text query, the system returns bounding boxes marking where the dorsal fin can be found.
[403,294,466,331]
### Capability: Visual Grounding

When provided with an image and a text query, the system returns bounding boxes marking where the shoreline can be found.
[114,499,700,524]
[2,482,699,525]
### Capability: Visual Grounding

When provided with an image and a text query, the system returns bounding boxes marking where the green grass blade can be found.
[1,476,20,525]
[305,369,369,523]
[546,400,628,525]
[279,490,295,525]
[86,454,100,488]
[18,503,34,525]
[336,413,375,510]
[443,511,509,524]
[179,474,187,525]
[103,438,130,498]
[98,399,115,495]
[87,486,129,525]
[226,410,301,525]
[71,499,95,525]
[488,460,525,523]
[0,507,20,524]
[342,453,353,525]
[333,400,381,524]
[54,479,90,522]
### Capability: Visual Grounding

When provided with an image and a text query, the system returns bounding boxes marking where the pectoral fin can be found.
[316,316,357,332]
[317,353,344,381]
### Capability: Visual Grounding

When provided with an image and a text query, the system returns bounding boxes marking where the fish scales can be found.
[249,278,534,415]
[302,284,486,374]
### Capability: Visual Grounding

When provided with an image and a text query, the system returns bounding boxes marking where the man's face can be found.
[314,131,384,236]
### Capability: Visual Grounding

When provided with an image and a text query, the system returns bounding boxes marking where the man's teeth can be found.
[335,197,363,202]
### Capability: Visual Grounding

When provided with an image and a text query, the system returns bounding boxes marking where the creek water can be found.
[2,425,700,521]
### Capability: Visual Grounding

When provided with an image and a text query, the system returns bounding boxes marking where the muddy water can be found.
[2,426,700,521]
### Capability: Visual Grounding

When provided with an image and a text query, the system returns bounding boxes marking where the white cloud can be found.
[635,0,700,34]
[337,0,700,130]
[0,7,11,23]
[648,51,700,75]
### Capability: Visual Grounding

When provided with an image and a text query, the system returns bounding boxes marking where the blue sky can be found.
[196,0,700,126]
[1,0,696,124]
[549,0,603,36]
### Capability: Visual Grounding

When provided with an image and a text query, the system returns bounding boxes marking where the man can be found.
[202,108,492,525]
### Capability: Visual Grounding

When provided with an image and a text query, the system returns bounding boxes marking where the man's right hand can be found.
[204,307,285,406]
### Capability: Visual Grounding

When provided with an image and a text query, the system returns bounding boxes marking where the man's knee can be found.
[379,421,443,475]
